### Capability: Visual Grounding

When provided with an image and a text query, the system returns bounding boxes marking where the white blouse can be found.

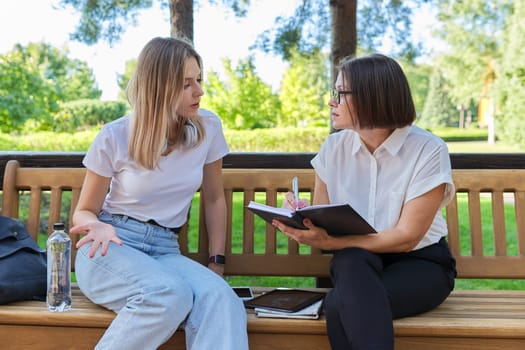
[311,125,455,250]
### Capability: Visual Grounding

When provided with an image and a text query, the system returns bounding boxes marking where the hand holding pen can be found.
[283,176,309,210]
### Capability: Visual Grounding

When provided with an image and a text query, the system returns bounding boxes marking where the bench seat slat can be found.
[2,287,525,340]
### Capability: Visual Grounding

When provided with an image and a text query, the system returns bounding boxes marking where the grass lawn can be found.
[447,141,523,153]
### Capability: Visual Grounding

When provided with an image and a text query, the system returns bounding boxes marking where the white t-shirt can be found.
[83,109,229,228]
[311,125,454,250]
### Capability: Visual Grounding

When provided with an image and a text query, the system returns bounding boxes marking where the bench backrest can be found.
[447,169,525,278]
[2,160,525,279]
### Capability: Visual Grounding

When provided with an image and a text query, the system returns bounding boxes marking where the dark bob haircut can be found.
[338,54,416,129]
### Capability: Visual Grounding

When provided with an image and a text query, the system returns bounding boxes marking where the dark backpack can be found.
[0,216,47,304]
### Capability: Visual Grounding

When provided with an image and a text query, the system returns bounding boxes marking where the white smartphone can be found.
[232,287,254,300]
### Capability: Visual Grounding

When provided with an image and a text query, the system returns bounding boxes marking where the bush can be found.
[1,125,492,153]
[0,129,99,151]
[430,127,489,142]
[225,127,330,152]
[52,99,129,132]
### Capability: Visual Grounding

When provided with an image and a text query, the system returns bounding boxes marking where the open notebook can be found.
[246,201,376,236]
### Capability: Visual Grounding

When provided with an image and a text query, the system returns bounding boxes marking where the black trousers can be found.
[324,238,456,350]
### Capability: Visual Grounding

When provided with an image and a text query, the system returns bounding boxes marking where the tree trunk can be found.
[330,0,357,84]
[170,0,194,43]
[329,0,356,132]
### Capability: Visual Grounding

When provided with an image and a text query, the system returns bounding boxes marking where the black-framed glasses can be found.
[330,88,353,104]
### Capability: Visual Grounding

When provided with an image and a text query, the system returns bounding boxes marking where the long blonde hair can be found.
[127,37,205,169]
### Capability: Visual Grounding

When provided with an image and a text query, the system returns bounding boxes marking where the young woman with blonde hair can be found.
[71,37,248,350]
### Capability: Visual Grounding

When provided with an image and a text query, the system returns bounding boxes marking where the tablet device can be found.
[244,289,326,313]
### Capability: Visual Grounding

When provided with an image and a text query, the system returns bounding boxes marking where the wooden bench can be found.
[1,158,525,349]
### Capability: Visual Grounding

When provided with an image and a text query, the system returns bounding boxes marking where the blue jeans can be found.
[75,213,248,350]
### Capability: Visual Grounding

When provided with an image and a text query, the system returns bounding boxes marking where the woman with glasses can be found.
[70,37,248,350]
[274,54,456,350]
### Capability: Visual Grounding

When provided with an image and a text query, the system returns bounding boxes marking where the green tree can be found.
[254,1,426,80]
[493,0,525,147]
[419,68,457,128]
[20,43,101,102]
[279,50,329,127]
[60,1,424,84]
[252,0,428,133]
[201,58,281,129]
[0,50,55,132]
[117,59,137,101]
[435,0,512,105]
[436,1,525,145]
[400,60,433,117]
[0,43,101,132]
[59,0,250,44]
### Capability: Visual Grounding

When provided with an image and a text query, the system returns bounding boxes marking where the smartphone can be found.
[232,287,254,300]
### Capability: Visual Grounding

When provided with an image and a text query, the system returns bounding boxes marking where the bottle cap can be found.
[53,223,65,230]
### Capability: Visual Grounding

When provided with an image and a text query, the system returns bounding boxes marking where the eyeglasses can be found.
[330,88,353,104]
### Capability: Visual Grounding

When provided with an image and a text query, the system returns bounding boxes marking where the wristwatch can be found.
[208,254,226,265]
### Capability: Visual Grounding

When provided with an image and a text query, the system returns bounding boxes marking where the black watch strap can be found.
[208,254,226,265]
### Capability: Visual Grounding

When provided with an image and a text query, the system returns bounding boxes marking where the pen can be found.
[292,176,299,208]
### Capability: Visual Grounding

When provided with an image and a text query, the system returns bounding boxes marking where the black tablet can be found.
[244,289,326,313]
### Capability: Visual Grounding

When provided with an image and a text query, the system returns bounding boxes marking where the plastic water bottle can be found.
[46,222,72,312]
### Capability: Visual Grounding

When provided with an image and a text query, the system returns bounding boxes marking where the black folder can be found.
[244,289,326,313]
[246,201,376,236]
